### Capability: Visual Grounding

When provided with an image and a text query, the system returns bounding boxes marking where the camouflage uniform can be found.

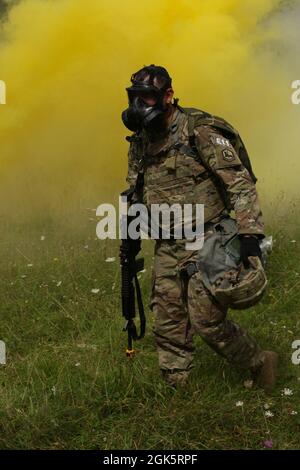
[126,105,265,386]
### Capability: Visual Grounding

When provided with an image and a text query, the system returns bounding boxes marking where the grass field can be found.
[0,208,300,450]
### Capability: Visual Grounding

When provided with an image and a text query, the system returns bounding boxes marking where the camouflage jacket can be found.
[126,105,265,238]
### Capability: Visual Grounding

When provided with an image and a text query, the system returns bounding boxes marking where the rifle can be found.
[120,186,146,357]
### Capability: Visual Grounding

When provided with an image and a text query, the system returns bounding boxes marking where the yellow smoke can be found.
[0,0,298,221]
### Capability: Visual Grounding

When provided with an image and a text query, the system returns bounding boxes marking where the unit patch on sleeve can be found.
[222,149,235,162]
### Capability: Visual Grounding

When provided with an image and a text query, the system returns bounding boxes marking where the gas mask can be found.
[121,82,169,132]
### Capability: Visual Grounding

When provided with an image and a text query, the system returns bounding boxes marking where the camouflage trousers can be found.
[150,238,265,387]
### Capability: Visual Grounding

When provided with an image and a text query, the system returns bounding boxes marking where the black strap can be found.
[134,274,146,340]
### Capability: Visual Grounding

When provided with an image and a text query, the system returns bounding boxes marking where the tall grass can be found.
[0,210,299,449]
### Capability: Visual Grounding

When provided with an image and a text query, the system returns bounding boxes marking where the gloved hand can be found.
[240,235,262,269]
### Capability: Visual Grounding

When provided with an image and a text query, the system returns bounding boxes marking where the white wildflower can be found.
[91,288,100,294]
[265,410,274,418]
[291,411,298,415]
[235,401,244,407]
[282,388,293,396]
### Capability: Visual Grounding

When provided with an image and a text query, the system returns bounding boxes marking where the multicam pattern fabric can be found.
[151,239,265,386]
[125,105,266,385]
[126,106,264,238]
[193,124,265,237]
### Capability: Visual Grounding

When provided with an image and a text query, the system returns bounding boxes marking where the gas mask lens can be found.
[122,85,166,132]
[127,89,159,106]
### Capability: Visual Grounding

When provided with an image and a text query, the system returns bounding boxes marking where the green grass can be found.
[0,211,300,450]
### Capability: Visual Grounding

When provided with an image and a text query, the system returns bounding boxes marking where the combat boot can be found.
[252,350,279,392]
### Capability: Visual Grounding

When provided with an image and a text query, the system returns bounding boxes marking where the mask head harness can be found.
[122,64,173,132]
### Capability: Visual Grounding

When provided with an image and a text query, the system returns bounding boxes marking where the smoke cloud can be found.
[0,0,299,222]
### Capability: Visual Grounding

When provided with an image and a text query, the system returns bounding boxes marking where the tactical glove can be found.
[240,235,262,269]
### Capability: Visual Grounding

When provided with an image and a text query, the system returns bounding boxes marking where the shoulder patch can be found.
[222,149,235,162]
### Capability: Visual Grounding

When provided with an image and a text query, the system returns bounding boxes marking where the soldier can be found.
[121,64,278,392]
